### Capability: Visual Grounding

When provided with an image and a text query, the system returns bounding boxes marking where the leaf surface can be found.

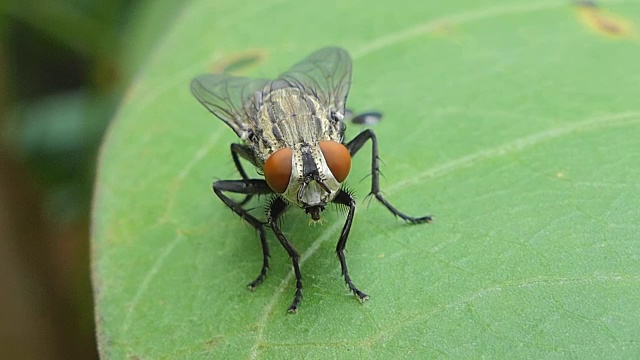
[93,0,640,358]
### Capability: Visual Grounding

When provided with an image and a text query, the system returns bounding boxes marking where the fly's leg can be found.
[346,129,433,224]
[332,190,369,302]
[213,179,273,289]
[266,196,303,313]
[230,143,256,207]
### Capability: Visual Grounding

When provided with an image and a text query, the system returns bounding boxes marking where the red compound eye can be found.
[319,141,351,182]
[264,147,293,193]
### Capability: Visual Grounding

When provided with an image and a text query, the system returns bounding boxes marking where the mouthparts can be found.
[305,205,324,221]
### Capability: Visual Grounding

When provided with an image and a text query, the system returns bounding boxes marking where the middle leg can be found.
[346,129,432,224]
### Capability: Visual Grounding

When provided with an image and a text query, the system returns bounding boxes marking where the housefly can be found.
[190,47,432,313]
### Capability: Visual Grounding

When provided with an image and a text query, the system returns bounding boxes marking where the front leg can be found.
[213,179,273,289]
[346,129,432,224]
[332,189,369,302]
[266,196,304,313]
[230,143,257,206]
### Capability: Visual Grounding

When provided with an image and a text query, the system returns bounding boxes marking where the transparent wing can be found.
[190,74,270,138]
[278,47,352,117]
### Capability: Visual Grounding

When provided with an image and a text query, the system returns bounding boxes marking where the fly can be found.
[190,47,432,313]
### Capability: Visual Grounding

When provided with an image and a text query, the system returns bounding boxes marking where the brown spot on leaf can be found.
[211,49,266,74]
[574,1,636,38]
[203,335,225,349]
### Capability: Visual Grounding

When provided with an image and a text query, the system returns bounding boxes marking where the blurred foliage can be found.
[1,0,129,219]
[0,0,179,358]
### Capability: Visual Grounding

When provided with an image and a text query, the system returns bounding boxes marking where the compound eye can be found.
[264,147,293,193]
[319,141,351,183]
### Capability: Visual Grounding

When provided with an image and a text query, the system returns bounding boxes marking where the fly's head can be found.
[263,141,351,221]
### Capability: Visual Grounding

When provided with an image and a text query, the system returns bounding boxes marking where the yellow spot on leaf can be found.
[431,22,455,36]
[575,2,636,38]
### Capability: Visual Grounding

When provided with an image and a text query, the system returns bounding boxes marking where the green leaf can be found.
[92,0,640,358]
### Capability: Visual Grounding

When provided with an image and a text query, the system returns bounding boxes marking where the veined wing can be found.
[278,47,352,119]
[190,74,270,139]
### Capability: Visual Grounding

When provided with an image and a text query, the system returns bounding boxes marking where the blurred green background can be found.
[0,1,178,358]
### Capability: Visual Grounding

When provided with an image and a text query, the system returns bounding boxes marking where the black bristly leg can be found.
[213,179,273,289]
[346,129,433,224]
[266,196,303,313]
[332,190,369,302]
[230,143,255,207]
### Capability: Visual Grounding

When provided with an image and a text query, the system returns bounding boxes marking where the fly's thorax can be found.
[262,140,352,211]
[250,86,345,165]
